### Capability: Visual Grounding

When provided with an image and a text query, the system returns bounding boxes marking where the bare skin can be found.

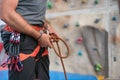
[0,0,53,48]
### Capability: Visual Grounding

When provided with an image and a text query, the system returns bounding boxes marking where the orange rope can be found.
[50,33,70,80]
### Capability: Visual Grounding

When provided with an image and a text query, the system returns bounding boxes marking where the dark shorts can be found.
[8,34,50,80]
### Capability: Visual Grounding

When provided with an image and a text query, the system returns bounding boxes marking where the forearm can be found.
[1,0,40,39]
[1,0,52,48]
[1,11,40,39]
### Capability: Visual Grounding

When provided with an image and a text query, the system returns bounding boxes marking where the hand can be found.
[38,33,52,48]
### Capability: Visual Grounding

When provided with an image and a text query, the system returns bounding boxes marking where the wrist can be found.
[36,30,43,41]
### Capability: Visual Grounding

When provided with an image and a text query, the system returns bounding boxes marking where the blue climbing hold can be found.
[78,51,83,56]
[63,23,69,28]
[94,19,100,23]
[112,16,117,21]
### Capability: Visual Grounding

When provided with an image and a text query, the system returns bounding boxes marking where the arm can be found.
[0,0,52,48]
[0,0,40,39]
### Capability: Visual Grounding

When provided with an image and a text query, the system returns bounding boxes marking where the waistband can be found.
[32,26,44,31]
[3,24,45,32]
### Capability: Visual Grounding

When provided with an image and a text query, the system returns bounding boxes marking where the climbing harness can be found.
[19,26,48,61]
[50,33,70,80]
[1,22,70,80]
[0,25,46,71]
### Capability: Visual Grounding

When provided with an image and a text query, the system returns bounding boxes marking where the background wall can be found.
[0,0,120,80]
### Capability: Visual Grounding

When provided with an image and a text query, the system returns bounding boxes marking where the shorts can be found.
[8,34,50,80]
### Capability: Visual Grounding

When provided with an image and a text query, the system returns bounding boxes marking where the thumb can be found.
[48,42,53,49]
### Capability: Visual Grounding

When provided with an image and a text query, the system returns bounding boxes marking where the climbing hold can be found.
[112,16,117,21]
[63,0,68,2]
[93,48,98,51]
[63,23,69,28]
[95,67,100,72]
[82,0,87,4]
[78,51,83,56]
[95,63,102,72]
[113,57,117,62]
[97,76,105,80]
[75,22,80,27]
[55,61,59,65]
[94,0,99,5]
[47,1,53,9]
[94,18,100,23]
[76,37,83,44]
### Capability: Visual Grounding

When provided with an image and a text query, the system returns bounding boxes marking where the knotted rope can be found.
[50,33,70,80]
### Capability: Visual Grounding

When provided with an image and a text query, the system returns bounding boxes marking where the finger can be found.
[49,37,53,43]
[48,45,52,48]
[48,42,53,48]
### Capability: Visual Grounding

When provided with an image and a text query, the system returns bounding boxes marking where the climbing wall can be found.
[47,13,108,79]
[46,0,120,80]
[109,9,120,79]
[0,0,120,80]
[47,0,105,13]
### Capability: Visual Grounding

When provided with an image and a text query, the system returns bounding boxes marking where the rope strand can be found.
[50,33,70,80]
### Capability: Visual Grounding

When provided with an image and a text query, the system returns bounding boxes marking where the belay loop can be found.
[1,30,23,71]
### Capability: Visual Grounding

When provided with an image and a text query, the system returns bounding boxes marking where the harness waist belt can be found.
[3,25,48,61]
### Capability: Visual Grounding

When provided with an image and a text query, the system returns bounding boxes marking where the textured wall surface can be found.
[0,0,120,79]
